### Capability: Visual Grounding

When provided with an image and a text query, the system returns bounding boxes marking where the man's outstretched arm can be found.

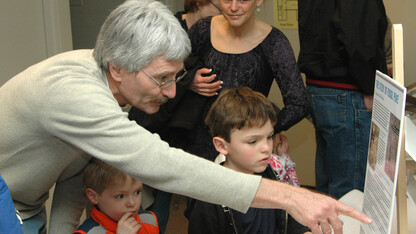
[251,179,372,234]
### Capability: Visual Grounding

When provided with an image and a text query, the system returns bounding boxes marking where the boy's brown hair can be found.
[83,158,128,195]
[205,87,277,142]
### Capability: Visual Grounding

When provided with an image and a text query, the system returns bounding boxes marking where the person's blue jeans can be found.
[307,85,371,199]
[20,208,46,234]
[0,174,23,234]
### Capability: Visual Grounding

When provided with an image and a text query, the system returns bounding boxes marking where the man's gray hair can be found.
[93,0,191,72]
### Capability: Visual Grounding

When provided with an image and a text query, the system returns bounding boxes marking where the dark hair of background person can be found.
[184,0,210,12]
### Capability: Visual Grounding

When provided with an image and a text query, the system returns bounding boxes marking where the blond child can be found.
[73,158,158,234]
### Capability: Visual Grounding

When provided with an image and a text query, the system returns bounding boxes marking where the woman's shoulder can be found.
[261,25,289,45]
[188,16,214,53]
[259,25,293,56]
[174,11,188,31]
[188,16,213,37]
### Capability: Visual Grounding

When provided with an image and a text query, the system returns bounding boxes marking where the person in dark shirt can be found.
[188,87,311,234]
[176,0,222,32]
[184,0,308,162]
[127,1,222,232]
[297,0,388,198]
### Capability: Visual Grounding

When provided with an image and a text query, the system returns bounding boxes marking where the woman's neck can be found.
[222,15,257,39]
[211,15,270,54]
[183,12,201,30]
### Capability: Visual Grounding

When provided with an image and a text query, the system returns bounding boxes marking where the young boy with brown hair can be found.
[188,87,311,233]
[73,158,159,234]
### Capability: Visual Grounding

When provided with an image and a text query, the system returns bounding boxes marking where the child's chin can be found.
[253,165,268,173]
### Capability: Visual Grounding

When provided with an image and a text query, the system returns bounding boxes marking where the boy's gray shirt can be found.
[0,50,261,233]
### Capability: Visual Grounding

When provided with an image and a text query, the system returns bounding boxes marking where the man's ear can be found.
[86,188,99,205]
[108,63,123,83]
[213,136,228,155]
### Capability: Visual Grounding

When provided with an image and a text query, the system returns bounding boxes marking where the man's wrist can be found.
[251,178,291,210]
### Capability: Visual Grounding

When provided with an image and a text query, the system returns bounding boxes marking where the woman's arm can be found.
[264,28,308,133]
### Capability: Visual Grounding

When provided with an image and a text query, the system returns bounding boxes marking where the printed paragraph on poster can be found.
[361,71,406,234]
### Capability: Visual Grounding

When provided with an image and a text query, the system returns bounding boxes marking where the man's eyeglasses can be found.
[209,1,222,12]
[222,0,251,3]
[142,68,187,89]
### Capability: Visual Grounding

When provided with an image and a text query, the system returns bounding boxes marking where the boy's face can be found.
[88,176,143,222]
[223,119,274,174]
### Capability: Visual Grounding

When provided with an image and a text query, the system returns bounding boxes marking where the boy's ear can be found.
[108,63,123,83]
[213,136,228,155]
[86,188,99,205]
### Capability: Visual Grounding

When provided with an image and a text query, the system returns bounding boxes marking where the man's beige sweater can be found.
[0,50,260,233]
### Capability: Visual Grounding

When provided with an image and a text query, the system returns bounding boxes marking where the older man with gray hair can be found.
[0,0,371,233]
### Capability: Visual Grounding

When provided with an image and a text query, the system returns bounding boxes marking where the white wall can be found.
[0,0,73,86]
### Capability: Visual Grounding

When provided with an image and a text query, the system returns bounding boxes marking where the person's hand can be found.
[363,95,374,111]
[252,179,372,234]
[190,68,222,97]
[117,212,142,234]
[284,186,372,234]
[273,133,289,155]
[388,65,393,78]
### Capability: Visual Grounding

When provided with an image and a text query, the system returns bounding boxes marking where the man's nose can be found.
[162,82,176,99]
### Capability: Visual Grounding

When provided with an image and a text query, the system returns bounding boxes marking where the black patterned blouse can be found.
[184,16,308,161]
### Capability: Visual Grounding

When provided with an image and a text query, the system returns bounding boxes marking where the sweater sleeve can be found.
[263,29,308,132]
[49,168,87,233]
[187,17,212,57]
[41,77,261,215]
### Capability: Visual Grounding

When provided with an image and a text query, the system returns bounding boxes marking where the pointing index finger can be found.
[336,202,372,224]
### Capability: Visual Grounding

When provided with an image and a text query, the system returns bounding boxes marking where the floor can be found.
[165,194,189,234]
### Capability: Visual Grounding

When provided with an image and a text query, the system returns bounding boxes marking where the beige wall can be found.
[0,1,48,86]
[384,0,416,87]
[0,0,72,87]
